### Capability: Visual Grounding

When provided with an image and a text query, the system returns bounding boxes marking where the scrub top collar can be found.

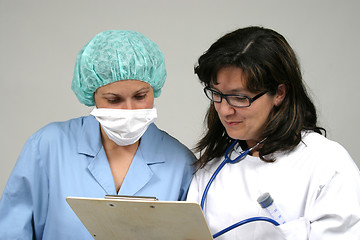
[77,115,103,157]
[76,115,166,195]
[77,115,165,165]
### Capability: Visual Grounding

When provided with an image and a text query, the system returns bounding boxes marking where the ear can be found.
[274,84,287,107]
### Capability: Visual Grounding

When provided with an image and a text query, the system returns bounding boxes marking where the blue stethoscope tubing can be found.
[200,139,280,239]
[200,140,247,209]
[212,217,279,239]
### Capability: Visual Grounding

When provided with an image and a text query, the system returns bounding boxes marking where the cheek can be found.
[213,105,227,123]
[250,105,274,131]
[135,96,154,109]
[142,101,154,109]
[93,93,100,107]
[93,97,106,108]
[145,95,155,108]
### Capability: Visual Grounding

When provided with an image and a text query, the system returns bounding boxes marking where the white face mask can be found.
[90,107,157,146]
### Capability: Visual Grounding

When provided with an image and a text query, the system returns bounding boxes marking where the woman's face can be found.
[94,80,154,109]
[213,67,285,147]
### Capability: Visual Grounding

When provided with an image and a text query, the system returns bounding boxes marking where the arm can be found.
[186,172,201,202]
[279,167,360,239]
[178,152,196,201]
[0,134,49,239]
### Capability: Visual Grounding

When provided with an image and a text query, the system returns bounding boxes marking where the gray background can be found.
[1,0,359,196]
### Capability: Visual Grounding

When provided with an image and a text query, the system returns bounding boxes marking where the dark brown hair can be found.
[194,26,325,169]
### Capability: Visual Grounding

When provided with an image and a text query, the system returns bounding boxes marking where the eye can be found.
[231,96,248,104]
[212,91,221,97]
[134,92,147,100]
[106,97,122,104]
[211,91,222,100]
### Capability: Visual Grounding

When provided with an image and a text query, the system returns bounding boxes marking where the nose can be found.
[215,98,236,116]
[120,100,136,110]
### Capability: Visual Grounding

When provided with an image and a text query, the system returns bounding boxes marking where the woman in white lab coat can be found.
[187,26,360,239]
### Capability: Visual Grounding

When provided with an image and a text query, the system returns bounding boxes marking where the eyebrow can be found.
[211,86,248,95]
[101,87,152,96]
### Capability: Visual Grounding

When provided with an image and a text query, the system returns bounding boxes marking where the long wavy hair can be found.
[194,26,325,169]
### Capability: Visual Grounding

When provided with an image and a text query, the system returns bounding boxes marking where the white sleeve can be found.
[277,217,311,239]
[186,172,201,203]
[278,169,360,240]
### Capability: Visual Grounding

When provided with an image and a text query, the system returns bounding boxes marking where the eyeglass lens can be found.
[205,88,250,107]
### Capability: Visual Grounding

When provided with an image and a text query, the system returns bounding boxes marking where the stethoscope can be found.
[200,139,280,239]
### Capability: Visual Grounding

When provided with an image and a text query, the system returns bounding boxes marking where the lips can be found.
[224,120,242,126]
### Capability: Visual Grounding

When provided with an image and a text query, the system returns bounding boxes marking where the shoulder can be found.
[40,116,88,132]
[288,131,358,174]
[28,116,90,145]
[301,132,351,159]
[145,124,192,151]
[194,156,223,180]
[142,124,196,162]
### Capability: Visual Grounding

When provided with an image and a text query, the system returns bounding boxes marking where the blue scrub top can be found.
[0,116,196,240]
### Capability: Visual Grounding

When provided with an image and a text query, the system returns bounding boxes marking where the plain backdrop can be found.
[1,0,359,196]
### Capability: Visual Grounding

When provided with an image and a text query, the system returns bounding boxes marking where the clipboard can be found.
[66,196,213,240]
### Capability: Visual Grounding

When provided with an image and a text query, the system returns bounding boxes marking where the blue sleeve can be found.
[178,151,196,201]
[0,133,49,239]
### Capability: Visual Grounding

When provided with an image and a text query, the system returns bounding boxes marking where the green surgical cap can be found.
[72,30,166,106]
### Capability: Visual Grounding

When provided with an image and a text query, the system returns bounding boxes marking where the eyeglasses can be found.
[203,86,268,108]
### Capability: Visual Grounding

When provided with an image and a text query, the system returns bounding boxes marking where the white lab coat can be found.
[187,132,360,239]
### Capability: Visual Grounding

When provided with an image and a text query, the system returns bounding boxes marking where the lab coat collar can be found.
[77,116,165,165]
[138,123,166,165]
[118,124,165,195]
[78,116,165,195]
[117,146,154,195]
[88,147,117,195]
[77,115,102,157]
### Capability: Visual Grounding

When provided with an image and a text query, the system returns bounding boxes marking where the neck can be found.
[245,138,266,157]
[246,140,258,149]
[250,150,260,157]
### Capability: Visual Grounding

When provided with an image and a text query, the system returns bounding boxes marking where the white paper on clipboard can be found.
[66,196,213,240]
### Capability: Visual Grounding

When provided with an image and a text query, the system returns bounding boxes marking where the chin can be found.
[226,131,253,142]
[226,131,243,140]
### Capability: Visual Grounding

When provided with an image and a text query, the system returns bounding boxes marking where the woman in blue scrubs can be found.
[0,30,196,239]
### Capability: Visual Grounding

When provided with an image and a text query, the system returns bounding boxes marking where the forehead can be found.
[214,67,248,91]
[96,80,152,93]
